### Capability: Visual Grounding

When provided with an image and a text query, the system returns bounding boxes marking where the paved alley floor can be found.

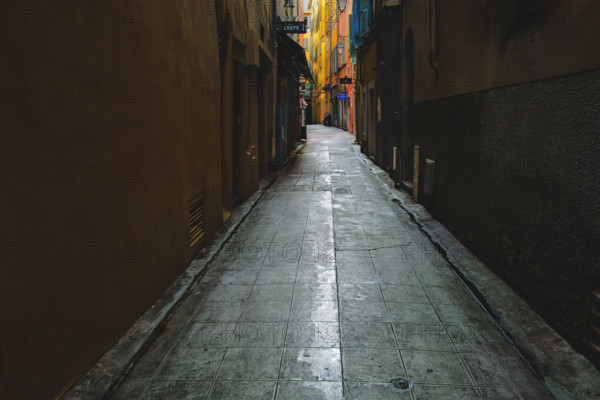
[110,125,552,399]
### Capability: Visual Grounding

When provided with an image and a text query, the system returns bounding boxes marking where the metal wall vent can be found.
[188,196,205,248]
[584,286,600,359]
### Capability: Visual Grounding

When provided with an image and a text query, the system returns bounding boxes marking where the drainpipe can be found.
[271,0,278,164]
[273,0,277,47]
[428,0,439,80]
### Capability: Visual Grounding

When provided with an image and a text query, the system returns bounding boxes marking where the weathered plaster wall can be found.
[401,0,600,355]
[218,0,275,216]
[0,2,221,399]
[405,0,600,102]
[414,68,600,351]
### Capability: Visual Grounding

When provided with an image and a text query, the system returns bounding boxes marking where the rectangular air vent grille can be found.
[584,288,600,358]
[189,196,205,248]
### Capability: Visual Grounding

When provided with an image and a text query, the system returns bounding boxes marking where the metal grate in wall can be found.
[188,196,205,248]
[584,286,600,359]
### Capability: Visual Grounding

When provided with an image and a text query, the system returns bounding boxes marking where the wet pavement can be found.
[110,125,552,399]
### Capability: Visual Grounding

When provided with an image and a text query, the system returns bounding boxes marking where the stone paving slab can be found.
[352,137,600,400]
[104,126,564,400]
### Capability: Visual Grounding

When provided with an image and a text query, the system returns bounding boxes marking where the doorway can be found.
[401,29,416,185]
[367,81,376,159]
[232,62,244,205]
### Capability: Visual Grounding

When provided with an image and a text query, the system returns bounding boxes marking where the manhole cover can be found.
[391,377,413,391]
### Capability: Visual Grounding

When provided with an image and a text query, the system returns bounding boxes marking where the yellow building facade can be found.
[310,0,338,124]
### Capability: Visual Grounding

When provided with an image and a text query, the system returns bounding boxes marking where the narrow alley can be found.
[107,126,551,400]
[4,1,600,399]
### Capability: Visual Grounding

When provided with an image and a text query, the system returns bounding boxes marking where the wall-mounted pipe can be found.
[429,0,439,79]
[272,0,278,163]
[273,0,278,47]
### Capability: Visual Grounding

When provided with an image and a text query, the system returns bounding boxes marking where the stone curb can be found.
[353,144,600,400]
[62,140,307,399]
[61,174,277,400]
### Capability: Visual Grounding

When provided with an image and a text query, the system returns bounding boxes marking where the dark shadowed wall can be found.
[0,2,222,399]
[401,0,600,358]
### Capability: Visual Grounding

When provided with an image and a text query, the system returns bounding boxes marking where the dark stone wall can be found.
[413,68,600,350]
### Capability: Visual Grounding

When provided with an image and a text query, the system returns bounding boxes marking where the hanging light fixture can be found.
[337,0,347,13]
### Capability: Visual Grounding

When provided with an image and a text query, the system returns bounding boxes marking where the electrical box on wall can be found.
[424,159,435,196]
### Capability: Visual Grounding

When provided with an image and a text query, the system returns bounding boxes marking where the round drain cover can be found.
[391,377,413,391]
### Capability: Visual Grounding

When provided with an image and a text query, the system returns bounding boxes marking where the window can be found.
[352,0,373,45]
[338,37,346,69]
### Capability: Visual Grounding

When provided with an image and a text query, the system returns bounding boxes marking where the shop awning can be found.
[277,32,313,82]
